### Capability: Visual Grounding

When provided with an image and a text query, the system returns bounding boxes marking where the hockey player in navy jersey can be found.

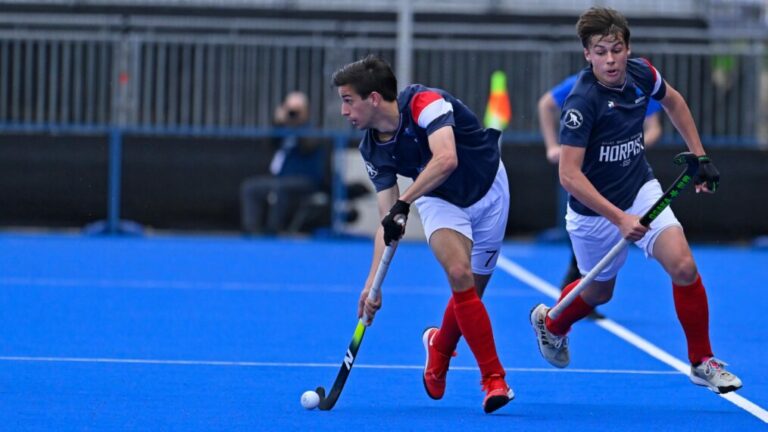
[332,55,514,413]
[529,7,742,394]
[538,73,662,313]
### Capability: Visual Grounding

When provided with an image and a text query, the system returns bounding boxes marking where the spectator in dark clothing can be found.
[240,91,327,234]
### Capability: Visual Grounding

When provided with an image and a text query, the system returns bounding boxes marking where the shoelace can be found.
[537,318,567,349]
[549,333,567,349]
[703,357,732,377]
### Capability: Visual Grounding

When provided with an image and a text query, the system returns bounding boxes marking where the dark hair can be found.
[576,7,630,49]
[331,54,398,102]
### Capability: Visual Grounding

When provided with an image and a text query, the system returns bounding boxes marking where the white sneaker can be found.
[690,357,743,394]
[529,304,570,368]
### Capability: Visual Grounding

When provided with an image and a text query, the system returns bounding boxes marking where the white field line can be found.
[0,355,677,375]
[496,255,768,424]
[0,276,531,297]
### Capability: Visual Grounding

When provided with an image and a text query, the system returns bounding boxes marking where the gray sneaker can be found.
[529,304,570,368]
[690,357,743,394]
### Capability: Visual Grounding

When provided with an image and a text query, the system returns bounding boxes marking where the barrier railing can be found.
[0,23,764,146]
[0,122,355,235]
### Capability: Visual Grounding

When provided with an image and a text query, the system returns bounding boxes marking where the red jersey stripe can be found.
[410,91,444,123]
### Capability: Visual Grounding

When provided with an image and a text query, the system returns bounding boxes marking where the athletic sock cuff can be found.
[452,287,479,304]
[478,358,505,378]
[673,274,702,290]
[547,294,593,335]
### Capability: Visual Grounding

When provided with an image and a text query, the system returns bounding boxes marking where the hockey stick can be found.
[315,223,403,410]
[548,152,700,320]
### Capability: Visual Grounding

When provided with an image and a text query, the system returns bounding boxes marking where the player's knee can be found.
[668,256,698,284]
[445,263,473,288]
[589,290,613,305]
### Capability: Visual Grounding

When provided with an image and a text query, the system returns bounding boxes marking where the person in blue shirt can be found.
[538,74,663,318]
[529,7,742,394]
[239,91,327,234]
[332,54,513,413]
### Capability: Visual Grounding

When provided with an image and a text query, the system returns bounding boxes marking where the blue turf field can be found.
[0,233,765,431]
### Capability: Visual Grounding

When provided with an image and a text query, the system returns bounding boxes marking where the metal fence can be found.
[0,34,116,126]
[0,0,705,16]
[4,0,765,27]
[0,15,765,146]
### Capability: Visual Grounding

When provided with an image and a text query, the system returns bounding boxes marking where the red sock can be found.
[545,278,594,335]
[673,275,713,364]
[452,288,504,378]
[432,297,462,356]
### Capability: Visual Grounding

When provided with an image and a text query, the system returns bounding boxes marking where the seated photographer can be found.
[240,91,328,235]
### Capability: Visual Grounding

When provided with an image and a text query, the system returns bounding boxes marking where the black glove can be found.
[382,200,410,245]
[695,156,720,192]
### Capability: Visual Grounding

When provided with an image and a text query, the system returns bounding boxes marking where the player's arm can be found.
[398,126,458,204]
[358,185,400,322]
[642,112,662,148]
[559,145,647,241]
[538,92,562,164]
[659,83,718,193]
[376,125,457,252]
[659,84,704,156]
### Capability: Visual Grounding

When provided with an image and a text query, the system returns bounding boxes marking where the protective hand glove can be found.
[694,156,720,193]
[381,199,410,245]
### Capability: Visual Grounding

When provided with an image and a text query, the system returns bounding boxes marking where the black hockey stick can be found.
[548,152,700,319]
[315,235,401,410]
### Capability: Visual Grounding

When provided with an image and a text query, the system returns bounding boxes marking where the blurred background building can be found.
[0,0,766,241]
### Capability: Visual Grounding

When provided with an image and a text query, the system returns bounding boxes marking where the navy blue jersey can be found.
[559,58,667,216]
[551,73,662,117]
[359,84,500,208]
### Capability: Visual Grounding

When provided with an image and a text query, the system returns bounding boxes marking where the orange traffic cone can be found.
[484,70,512,131]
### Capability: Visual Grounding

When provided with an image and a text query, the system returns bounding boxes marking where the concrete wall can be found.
[1,132,765,242]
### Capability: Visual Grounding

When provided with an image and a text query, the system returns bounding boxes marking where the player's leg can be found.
[561,245,605,320]
[414,196,468,400]
[649,224,742,393]
[422,270,490,398]
[531,207,626,368]
[636,181,712,363]
[563,241,607,321]
[416,163,511,408]
[530,276,615,368]
[560,249,581,290]
[447,162,513,412]
[632,179,741,393]
[423,257,496,375]
[652,226,711,359]
[550,278,614,330]
[429,228,511,412]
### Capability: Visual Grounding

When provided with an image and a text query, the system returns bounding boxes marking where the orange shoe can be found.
[481,374,514,413]
[421,327,454,400]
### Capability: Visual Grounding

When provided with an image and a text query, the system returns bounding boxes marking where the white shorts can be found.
[414,161,510,275]
[565,179,683,281]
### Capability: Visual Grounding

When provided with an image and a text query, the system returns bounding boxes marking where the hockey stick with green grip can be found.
[548,152,700,320]
[315,217,403,410]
